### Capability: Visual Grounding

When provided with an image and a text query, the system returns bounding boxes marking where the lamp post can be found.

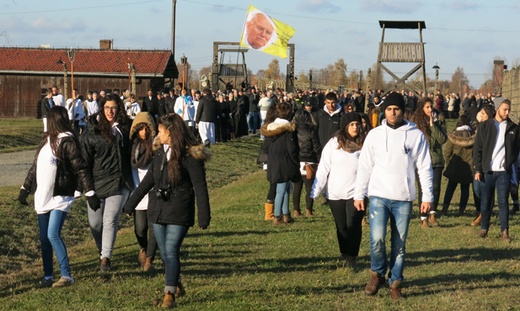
[56,59,68,100]
[67,49,76,100]
[432,64,440,92]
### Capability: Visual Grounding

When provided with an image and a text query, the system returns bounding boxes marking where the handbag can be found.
[304,163,317,180]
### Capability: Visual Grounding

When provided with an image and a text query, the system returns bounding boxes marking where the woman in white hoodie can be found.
[311,112,366,266]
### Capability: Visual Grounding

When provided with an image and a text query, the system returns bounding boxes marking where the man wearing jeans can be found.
[354,92,433,300]
[473,98,519,243]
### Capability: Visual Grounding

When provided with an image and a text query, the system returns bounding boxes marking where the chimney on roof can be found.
[100,39,113,50]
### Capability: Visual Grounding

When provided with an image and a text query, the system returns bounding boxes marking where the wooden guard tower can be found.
[375,20,426,96]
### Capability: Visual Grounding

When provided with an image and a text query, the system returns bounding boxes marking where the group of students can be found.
[259,89,517,299]
[20,93,211,308]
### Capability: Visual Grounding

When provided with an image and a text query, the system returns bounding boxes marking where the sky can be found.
[1,0,520,89]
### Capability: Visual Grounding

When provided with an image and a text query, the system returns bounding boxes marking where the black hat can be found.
[340,112,362,130]
[379,92,405,112]
[304,99,313,107]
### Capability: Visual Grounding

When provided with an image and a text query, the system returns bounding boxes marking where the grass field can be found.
[0,118,43,152]
[0,121,519,310]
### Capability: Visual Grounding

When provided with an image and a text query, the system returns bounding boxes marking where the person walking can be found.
[354,92,433,300]
[311,112,366,267]
[81,93,134,272]
[18,106,100,288]
[261,102,301,225]
[129,112,158,272]
[473,98,519,243]
[293,101,321,217]
[441,115,475,216]
[123,113,211,308]
[410,97,447,227]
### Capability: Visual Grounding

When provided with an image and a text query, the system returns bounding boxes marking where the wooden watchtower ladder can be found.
[375,20,427,96]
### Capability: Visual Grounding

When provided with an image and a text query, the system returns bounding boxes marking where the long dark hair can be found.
[159,113,199,185]
[131,122,154,168]
[410,97,434,139]
[337,116,365,151]
[40,106,76,158]
[97,94,129,142]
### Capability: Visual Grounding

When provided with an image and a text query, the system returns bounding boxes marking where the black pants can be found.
[292,177,314,211]
[134,210,158,259]
[328,198,365,257]
[418,166,442,217]
[266,181,276,202]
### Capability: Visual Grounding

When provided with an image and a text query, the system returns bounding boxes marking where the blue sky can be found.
[1,0,519,88]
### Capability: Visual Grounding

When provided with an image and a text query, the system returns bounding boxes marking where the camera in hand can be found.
[155,186,171,200]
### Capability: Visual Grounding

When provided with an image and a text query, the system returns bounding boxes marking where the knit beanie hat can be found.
[492,97,510,110]
[340,112,362,130]
[379,92,406,112]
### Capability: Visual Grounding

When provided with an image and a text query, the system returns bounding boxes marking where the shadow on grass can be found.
[406,246,520,266]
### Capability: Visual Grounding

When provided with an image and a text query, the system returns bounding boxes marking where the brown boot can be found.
[429,213,439,227]
[143,257,154,272]
[389,280,403,300]
[421,219,430,228]
[501,229,511,243]
[272,216,285,225]
[161,291,176,308]
[478,229,488,238]
[305,209,314,217]
[283,214,295,224]
[471,214,482,227]
[293,209,302,217]
[364,270,385,296]
[264,200,274,221]
[137,248,146,267]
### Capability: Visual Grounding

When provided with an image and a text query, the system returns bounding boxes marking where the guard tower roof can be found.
[379,20,426,29]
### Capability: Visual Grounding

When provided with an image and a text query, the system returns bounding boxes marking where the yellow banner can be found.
[240,5,296,58]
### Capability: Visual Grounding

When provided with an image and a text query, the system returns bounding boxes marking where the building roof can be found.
[0,47,178,78]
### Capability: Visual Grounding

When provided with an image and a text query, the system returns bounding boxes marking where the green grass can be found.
[0,118,43,152]
[1,126,520,310]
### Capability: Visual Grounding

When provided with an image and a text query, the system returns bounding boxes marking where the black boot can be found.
[511,204,519,215]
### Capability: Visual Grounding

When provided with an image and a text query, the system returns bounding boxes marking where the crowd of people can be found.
[22,83,520,306]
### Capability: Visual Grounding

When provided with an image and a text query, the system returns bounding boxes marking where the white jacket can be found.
[354,120,433,202]
[310,137,360,200]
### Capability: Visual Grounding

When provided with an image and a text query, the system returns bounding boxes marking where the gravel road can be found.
[0,150,36,187]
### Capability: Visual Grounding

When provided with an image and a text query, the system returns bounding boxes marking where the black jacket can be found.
[261,120,301,183]
[195,95,219,123]
[123,145,211,228]
[473,118,520,174]
[41,97,53,118]
[293,108,321,162]
[314,106,343,147]
[23,134,95,196]
[81,115,134,198]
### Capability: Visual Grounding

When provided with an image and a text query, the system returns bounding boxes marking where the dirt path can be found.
[0,150,35,187]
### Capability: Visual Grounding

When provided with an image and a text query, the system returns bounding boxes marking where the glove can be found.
[18,188,30,205]
[86,195,101,212]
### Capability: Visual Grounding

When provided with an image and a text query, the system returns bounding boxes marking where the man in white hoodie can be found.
[354,92,433,300]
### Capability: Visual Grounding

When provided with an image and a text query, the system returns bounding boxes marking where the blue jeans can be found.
[368,196,412,284]
[153,224,188,294]
[473,179,482,212]
[274,182,291,217]
[38,210,70,278]
[88,187,129,259]
[480,172,510,232]
[247,111,259,134]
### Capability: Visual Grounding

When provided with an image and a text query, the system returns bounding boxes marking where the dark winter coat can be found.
[314,106,343,147]
[261,119,301,183]
[195,95,219,123]
[23,135,95,196]
[443,127,475,184]
[123,144,211,228]
[293,108,321,162]
[473,118,520,174]
[81,115,134,198]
